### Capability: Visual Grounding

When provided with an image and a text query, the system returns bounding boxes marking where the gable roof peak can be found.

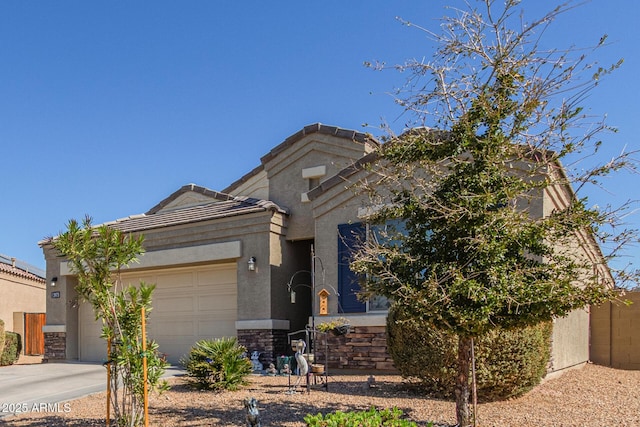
[146,183,235,215]
[224,123,379,194]
[260,122,379,165]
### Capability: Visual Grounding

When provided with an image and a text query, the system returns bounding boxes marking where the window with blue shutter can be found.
[337,222,366,313]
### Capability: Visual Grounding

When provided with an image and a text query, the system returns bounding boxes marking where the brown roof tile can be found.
[0,262,46,283]
[224,123,379,194]
[104,191,288,234]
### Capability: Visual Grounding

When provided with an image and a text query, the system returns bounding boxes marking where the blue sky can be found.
[0,1,638,275]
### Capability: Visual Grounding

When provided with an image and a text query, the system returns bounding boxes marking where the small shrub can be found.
[181,337,252,390]
[0,319,5,357]
[316,317,350,332]
[304,406,422,427]
[0,332,21,366]
[387,304,552,401]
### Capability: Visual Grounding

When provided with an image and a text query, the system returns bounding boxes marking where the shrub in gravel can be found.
[304,406,422,427]
[0,319,5,357]
[387,304,552,401]
[182,337,252,390]
[0,331,21,366]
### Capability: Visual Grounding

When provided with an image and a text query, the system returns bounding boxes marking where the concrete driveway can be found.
[0,361,182,419]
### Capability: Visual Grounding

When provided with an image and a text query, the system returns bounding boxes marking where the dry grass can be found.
[3,363,640,426]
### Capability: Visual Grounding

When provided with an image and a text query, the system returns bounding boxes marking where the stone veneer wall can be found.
[44,332,66,360]
[316,326,396,372]
[237,329,288,366]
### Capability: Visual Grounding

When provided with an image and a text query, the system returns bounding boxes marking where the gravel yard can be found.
[3,363,640,426]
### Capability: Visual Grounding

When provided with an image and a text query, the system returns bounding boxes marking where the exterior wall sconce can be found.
[248,257,256,271]
[51,276,58,287]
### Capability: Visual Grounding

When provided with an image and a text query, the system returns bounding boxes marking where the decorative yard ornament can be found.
[250,351,263,372]
[244,397,261,427]
[317,288,330,315]
[292,340,309,391]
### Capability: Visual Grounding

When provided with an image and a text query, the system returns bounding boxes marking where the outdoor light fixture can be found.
[248,257,256,271]
[51,276,58,287]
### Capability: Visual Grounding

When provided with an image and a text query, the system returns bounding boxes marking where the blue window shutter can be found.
[338,222,366,313]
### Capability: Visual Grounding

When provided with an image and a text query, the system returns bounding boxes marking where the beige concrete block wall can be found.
[591,292,640,370]
[590,299,612,366]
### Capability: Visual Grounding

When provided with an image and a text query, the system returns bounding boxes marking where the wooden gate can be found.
[24,313,46,355]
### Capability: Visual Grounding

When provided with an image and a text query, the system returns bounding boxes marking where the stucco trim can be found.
[302,165,327,179]
[43,325,66,333]
[60,241,242,275]
[236,319,290,330]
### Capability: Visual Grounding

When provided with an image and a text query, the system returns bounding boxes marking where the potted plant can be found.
[316,317,351,336]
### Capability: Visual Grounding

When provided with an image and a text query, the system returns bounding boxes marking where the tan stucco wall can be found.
[551,308,590,371]
[227,169,269,201]
[265,133,372,242]
[0,272,46,332]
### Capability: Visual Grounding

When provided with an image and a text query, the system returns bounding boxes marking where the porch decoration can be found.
[317,288,330,315]
[316,317,351,336]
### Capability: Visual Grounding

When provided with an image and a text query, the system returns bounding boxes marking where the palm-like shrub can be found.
[182,337,252,390]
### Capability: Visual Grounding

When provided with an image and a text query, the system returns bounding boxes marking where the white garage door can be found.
[79,263,238,364]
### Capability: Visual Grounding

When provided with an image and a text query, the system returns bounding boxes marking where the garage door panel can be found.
[78,303,107,362]
[80,263,237,364]
[198,320,236,337]
[197,267,235,284]
[154,339,198,362]
[149,319,195,336]
[155,296,194,312]
[155,272,194,287]
[197,295,236,311]
[121,274,155,287]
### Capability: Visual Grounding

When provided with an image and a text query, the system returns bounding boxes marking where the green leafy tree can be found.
[353,1,638,426]
[51,216,169,426]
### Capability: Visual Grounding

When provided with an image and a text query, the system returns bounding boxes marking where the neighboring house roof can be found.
[223,123,379,194]
[0,254,45,281]
[100,184,288,234]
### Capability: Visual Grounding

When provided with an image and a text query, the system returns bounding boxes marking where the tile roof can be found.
[224,123,379,194]
[146,184,236,215]
[39,185,288,246]
[259,123,378,165]
[0,257,46,282]
[101,192,288,234]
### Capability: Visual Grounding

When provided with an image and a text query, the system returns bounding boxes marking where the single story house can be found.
[40,123,611,372]
[0,254,46,355]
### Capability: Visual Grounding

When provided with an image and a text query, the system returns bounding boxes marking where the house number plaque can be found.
[51,291,61,299]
